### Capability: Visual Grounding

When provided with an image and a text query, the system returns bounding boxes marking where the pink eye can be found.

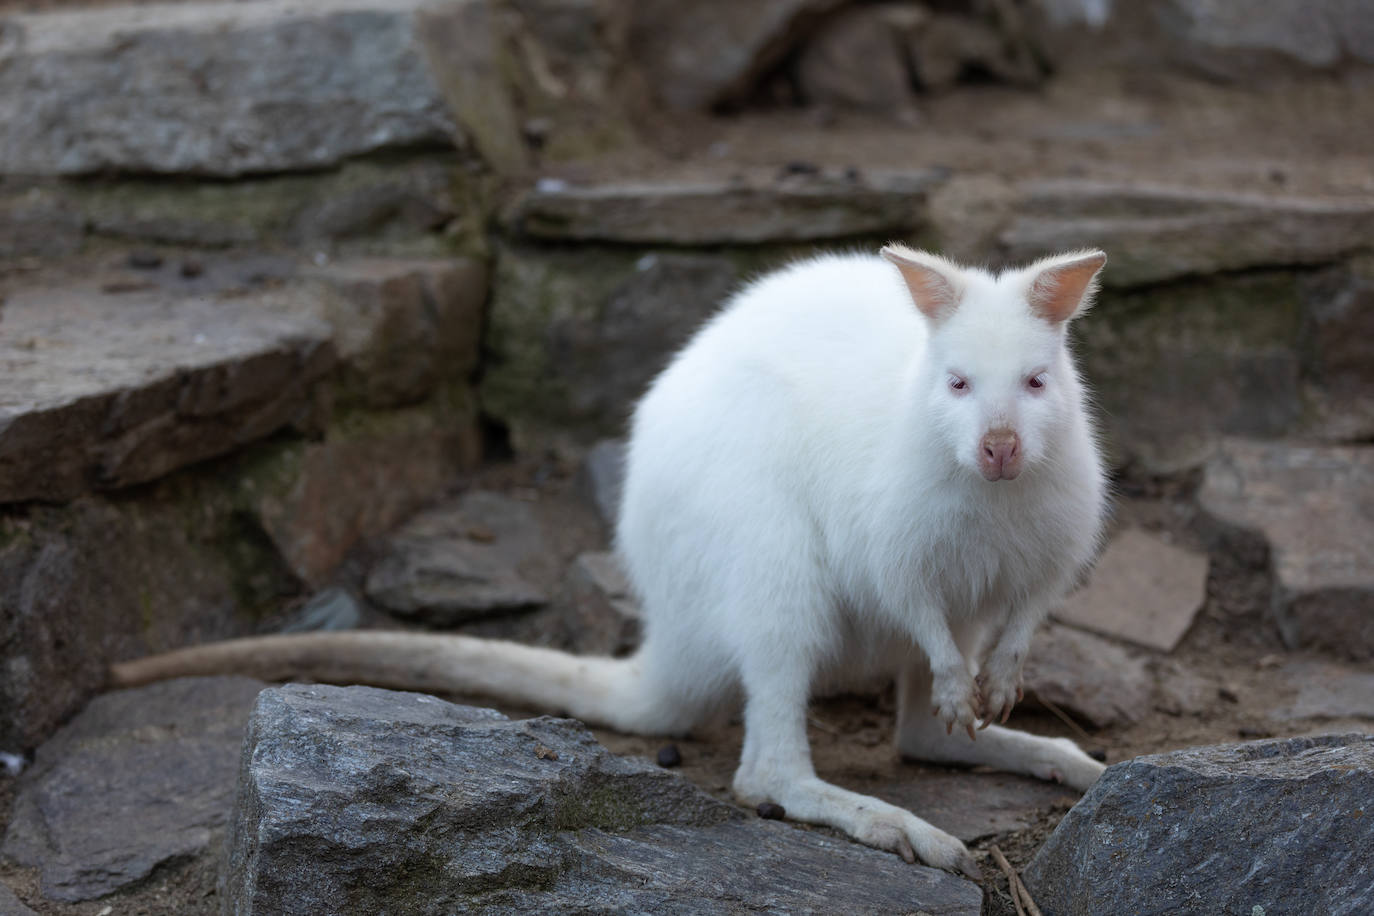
[1027,374,1047,390]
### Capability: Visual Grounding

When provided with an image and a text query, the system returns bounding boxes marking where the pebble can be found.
[127,250,164,270]
[656,744,682,768]
[756,802,786,820]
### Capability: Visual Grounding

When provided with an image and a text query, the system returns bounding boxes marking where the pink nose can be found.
[979,429,1022,481]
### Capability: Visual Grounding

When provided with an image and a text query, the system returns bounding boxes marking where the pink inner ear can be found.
[1029,253,1106,324]
[883,250,960,322]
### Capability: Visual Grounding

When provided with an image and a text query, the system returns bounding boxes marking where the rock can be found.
[1054,527,1210,652]
[223,684,982,915]
[1303,259,1374,441]
[1150,658,1215,717]
[0,882,36,916]
[1000,180,1374,287]
[626,0,849,110]
[297,257,487,409]
[365,490,550,625]
[566,551,640,655]
[0,279,335,503]
[1,677,265,902]
[876,770,1081,843]
[1275,659,1374,721]
[582,438,626,526]
[0,0,465,177]
[795,6,917,113]
[483,246,741,448]
[1075,270,1307,474]
[1022,623,1153,728]
[414,0,527,174]
[72,155,463,250]
[503,169,943,245]
[1154,0,1374,77]
[909,13,1041,92]
[1024,734,1374,915]
[281,587,364,633]
[1198,439,1374,660]
[251,402,482,588]
[0,187,83,259]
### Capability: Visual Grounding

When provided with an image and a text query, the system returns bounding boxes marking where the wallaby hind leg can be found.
[894,660,1105,792]
[730,651,978,877]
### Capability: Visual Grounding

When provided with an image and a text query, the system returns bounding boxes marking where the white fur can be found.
[610,248,1109,874]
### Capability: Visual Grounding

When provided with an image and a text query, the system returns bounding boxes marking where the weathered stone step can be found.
[0,255,486,749]
[0,0,463,177]
[503,168,945,245]
[0,254,484,504]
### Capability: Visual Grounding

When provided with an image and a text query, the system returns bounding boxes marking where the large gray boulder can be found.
[1024,734,1374,915]
[1198,439,1374,660]
[1,677,266,902]
[225,684,982,914]
[0,0,466,177]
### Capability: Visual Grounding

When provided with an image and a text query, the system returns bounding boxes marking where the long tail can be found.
[109,632,655,733]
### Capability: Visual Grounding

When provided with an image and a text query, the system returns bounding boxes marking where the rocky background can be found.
[0,0,1371,913]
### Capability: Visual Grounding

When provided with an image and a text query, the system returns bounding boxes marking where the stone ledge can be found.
[0,255,486,505]
[503,169,946,245]
[0,281,336,503]
[1001,180,1374,287]
[0,0,466,177]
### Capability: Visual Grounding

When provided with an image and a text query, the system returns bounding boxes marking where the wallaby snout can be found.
[979,428,1021,481]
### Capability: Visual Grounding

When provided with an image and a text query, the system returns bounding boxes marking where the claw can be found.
[931,706,939,718]
[1000,704,1012,724]
[965,723,977,742]
[897,836,916,864]
[956,852,981,881]
[945,720,953,735]
[978,717,992,730]
[1016,686,1024,703]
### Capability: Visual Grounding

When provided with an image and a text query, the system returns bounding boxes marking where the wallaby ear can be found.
[881,244,964,323]
[1026,249,1107,324]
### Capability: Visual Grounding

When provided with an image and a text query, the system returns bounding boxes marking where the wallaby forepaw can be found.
[929,669,983,741]
[975,653,1025,728]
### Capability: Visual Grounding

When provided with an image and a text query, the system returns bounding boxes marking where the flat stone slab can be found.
[1024,734,1374,915]
[876,770,1081,843]
[1274,659,1374,721]
[1022,623,1154,728]
[0,278,335,503]
[0,882,36,916]
[364,489,550,624]
[0,0,462,176]
[226,684,981,915]
[1,676,266,902]
[503,169,944,244]
[1001,180,1374,286]
[1198,439,1374,660]
[1054,527,1210,652]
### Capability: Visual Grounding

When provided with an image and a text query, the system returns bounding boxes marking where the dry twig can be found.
[989,844,1043,916]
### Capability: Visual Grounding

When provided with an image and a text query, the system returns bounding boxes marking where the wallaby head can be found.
[881,244,1106,482]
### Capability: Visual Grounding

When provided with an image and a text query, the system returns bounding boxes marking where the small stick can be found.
[989,845,1026,916]
[1030,690,1095,745]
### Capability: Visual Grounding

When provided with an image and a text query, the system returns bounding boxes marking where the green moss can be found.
[551,783,653,832]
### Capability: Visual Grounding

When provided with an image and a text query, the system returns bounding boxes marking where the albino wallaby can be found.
[113,245,1111,877]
